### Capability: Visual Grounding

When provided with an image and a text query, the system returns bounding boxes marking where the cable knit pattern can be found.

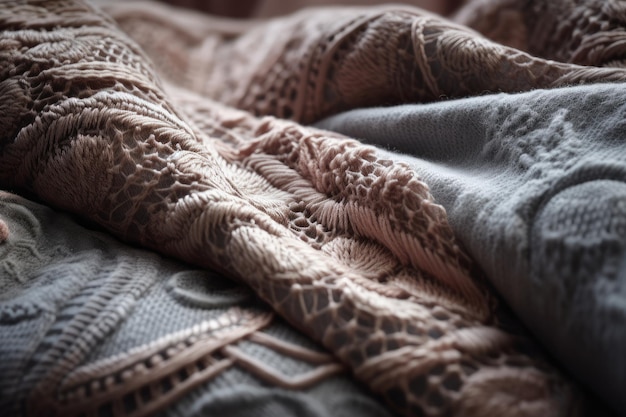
[1,1,625,416]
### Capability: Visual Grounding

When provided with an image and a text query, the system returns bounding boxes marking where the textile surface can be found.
[0,0,625,416]
[317,83,626,413]
[0,191,391,417]
[155,0,460,18]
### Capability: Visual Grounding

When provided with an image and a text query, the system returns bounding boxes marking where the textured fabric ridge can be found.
[316,83,626,413]
[1,0,625,416]
[454,0,626,68]
[106,1,626,124]
[0,192,390,417]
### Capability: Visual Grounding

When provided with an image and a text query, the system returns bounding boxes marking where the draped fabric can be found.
[1,1,625,416]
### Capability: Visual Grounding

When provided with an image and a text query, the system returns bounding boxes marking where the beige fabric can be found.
[106,1,626,124]
[2,0,625,416]
[454,0,626,67]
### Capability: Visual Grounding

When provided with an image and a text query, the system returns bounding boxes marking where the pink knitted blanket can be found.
[1,1,625,416]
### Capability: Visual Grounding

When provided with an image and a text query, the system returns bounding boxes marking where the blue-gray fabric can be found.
[0,193,394,417]
[316,83,626,414]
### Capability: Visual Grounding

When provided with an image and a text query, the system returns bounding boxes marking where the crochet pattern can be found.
[2,1,626,416]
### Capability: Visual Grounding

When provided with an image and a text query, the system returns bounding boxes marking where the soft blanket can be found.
[1,0,625,416]
[317,83,626,414]
[0,191,391,417]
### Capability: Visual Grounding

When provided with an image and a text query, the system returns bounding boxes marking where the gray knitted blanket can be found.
[0,191,391,417]
[317,83,626,413]
[1,0,625,416]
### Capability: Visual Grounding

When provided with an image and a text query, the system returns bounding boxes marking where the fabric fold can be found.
[105,1,626,124]
[316,83,626,413]
[2,0,624,416]
[0,191,391,417]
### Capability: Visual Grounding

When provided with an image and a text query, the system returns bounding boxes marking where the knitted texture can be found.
[0,192,387,417]
[1,1,625,416]
[454,0,626,67]
[316,83,626,414]
[105,1,626,124]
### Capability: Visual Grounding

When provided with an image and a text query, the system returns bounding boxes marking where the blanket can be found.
[1,0,625,416]
[0,191,391,417]
[317,83,626,414]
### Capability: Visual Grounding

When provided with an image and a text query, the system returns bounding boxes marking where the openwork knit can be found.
[1,1,625,416]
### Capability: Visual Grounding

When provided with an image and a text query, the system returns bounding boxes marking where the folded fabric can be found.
[454,0,626,68]
[1,0,625,416]
[0,191,391,417]
[105,1,626,123]
[317,83,626,413]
